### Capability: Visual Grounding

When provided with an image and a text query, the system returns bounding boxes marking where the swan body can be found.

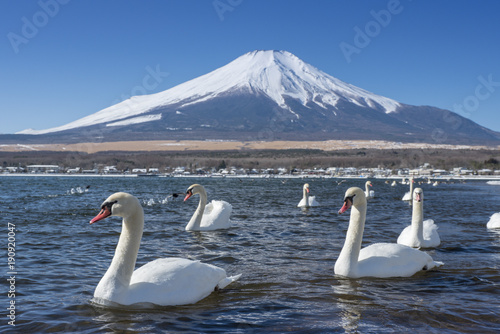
[397,188,440,248]
[402,177,414,201]
[364,181,375,199]
[335,187,443,278]
[297,183,320,208]
[184,184,232,231]
[487,212,500,229]
[90,192,240,306]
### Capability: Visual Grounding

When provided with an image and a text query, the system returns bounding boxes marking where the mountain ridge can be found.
[6,50,500,145]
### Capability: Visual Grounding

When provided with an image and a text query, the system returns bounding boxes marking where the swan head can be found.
[184,184,206,201]
[413,188,423,203]
[303,183,310,193]
[365,181,372,187]
[338,187,366,214]
[90,192,140,224]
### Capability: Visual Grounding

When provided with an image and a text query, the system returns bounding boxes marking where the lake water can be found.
[1,175,499,333]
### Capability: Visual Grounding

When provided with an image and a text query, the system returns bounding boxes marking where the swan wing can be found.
[127,258,239,306]
[297,198,308,207]
[422,219,441,247]
[396,225,416,247]
[199,200,232,230]
[487,212,500,229]
[402,192,411,201]
[308,196,320,207]
[357,243,443,278]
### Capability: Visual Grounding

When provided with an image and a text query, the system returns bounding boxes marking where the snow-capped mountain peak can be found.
[18,50,400,135]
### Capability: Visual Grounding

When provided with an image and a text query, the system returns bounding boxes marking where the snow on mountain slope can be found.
[18,50,400,135]
[106,114,162,127]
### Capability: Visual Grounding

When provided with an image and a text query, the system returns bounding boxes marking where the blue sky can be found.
[1,0,499,134]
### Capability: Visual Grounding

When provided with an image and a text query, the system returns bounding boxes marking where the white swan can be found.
[184,184,232,231]
[364,181,375,199]
[89,192,240,306]
[402,177,414,201]
[335,187,443,278]
[297,183,320,208]
[397,188,440,248]
[487,212,500,229]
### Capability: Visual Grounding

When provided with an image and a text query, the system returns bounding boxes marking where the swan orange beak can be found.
[338,197,352,214]
[184,191,193,201]
[90,206,112,224]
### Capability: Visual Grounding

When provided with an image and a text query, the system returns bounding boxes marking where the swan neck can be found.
[303,188,309,202]
[186,189,207,230]
[337,202,366,276]
[411,199,424,238]
[97,208,144,299]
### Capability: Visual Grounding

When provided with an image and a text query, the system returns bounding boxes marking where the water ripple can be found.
[1,177,499,333]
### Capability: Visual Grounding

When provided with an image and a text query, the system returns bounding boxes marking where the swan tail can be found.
[217,273,242,290]
[425,260,444,270]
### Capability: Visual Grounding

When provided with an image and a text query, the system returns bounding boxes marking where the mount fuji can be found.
[10,50,500,144]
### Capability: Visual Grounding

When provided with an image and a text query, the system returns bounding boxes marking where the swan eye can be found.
[102,200,118,211]
[344,195,355,207]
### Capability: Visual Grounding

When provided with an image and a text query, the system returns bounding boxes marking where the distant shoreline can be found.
[1,173,500,181]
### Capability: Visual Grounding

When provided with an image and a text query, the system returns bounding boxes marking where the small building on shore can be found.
[27,165,60,173]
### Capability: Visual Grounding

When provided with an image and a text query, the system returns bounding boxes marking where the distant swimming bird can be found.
[184,184,232,231]
[89,192,240,306]
[364,181,375,199]
[402,177,414,202]
[297,183,320,208]
[335,187,443,278]
[397,188,440,248]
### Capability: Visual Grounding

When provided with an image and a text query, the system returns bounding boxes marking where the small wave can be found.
[67,186,91,195]
[486,180,500,185]
[142,194,181,206]
[142,197,171,206]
